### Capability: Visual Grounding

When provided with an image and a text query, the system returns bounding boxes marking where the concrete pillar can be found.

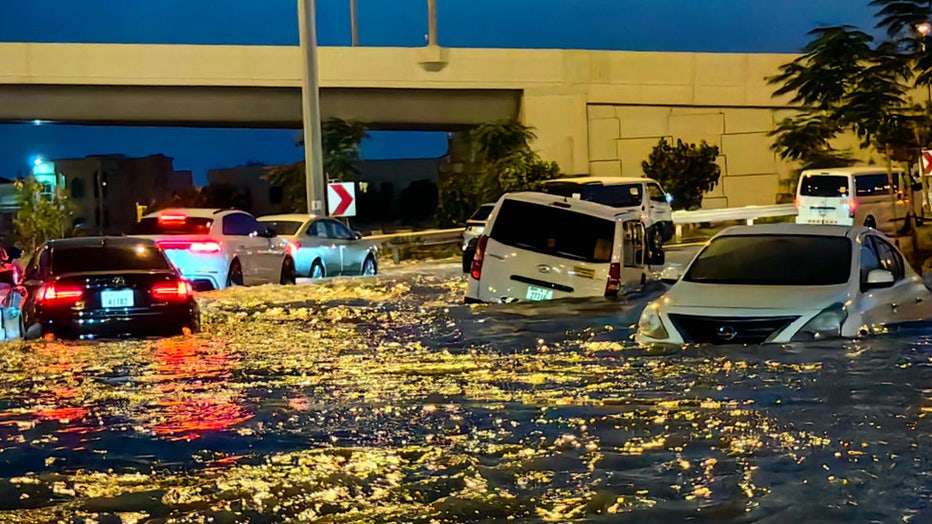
[521,90,589,175]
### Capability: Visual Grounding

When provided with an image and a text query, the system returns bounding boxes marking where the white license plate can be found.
[525,285,554,301]
[101,289,134,308]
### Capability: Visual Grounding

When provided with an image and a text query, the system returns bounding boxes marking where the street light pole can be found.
[427,0,438,46]
[298,0,327,216]
[350,0,358,47]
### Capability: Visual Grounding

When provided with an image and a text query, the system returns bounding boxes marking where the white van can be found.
[795,167,922,235]
[465,192,659,304]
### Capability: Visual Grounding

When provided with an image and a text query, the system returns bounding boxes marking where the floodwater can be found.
[0,262,930,523]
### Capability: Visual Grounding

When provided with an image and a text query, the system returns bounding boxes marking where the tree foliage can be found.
[436,120,560,226]
[13,178,75,258]
[265,118,369,213]
[641,138,721,211]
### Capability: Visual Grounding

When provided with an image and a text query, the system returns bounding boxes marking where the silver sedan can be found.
[257,214,379,278]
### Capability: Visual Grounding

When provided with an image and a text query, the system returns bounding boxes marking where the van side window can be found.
[855,173,898,196]
[869,236,904,281]
[647,184,666,203]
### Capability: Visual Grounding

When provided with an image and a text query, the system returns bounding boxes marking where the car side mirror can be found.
[353,231,363,240]
[659,264,682,284]
[865,269,895,289]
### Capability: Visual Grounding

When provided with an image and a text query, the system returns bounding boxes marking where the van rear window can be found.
[489,199,615,263]
[543,182,642,208]
[799,175,849,197]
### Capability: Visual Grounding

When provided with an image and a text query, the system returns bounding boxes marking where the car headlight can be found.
[638,302,669,339]
[791,302,848,341]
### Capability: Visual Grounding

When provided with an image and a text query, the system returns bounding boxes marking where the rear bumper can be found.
[32,303,200,339]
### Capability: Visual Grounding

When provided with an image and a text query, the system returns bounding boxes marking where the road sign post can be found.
[328,182,357,217]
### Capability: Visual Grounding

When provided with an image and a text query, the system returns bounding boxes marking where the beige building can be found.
[54,154,193,234]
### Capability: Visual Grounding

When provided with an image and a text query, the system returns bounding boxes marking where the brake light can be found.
[470,235,489,280]
[37,283,84,305]
[151,280,193,301]
[157,240,222,253]
[794,198,801,209]
[605,262,621,296]
[286,241,300,256]
[847,198,857,217]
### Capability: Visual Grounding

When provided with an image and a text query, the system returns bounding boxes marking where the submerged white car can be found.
[637,224,932,345]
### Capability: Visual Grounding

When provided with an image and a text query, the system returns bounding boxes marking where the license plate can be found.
[526,285,554,301]
[101,289,134,308]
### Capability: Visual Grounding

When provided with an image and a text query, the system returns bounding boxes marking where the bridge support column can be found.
[521,90,589,175]
[298,0,327,215]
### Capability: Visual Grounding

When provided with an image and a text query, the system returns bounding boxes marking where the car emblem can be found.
[537,265,551,274]
[112,277,125,288]
[717,325,737,341]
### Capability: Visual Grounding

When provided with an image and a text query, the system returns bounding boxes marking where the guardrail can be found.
[365,228,465,264]
[671,203,797,242]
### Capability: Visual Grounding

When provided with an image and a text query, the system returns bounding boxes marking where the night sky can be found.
[0,0,878,183]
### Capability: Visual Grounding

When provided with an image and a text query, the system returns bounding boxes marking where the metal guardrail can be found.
[671,203,798,242]
[365,228,466,264]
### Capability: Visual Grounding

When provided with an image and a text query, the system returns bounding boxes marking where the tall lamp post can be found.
[298,0,327,215]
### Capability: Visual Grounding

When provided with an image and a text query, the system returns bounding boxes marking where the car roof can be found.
[257,213,320,222]
[141,208,238,219]
[501,191,642,221]
[46,236,158,248]
[714,223,869,239]
[800,166,906,176]
[543,176,658,185]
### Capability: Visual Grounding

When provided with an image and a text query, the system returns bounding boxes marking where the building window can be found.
[71,178,86,199]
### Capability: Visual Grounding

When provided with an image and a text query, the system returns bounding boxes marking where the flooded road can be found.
[0,260,930,522]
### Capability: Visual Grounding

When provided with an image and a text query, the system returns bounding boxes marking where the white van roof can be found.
[501,191,642,222]
[801,166,905,176]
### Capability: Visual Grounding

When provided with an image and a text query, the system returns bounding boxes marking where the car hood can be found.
[663,280,851,311]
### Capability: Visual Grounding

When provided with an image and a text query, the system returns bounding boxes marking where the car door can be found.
[21,246,51,326]
[858,234,927,329]
[620,219,646,291]
[223,213,274,284]
[304,220,341,276]
[325,220,361,275]
[647,183,672,225]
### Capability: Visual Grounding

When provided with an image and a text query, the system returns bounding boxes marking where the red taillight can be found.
[157,240,222,253]
[794,198,801,209]
[286,241,300,256]
[847,198,857,217]
[151,280,193,301]
[159,213,187,224]
[37,283,84,305]
[470,235,489,280]
[605,262,621,296]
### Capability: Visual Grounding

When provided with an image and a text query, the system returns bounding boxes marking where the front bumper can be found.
[636,306,824,346]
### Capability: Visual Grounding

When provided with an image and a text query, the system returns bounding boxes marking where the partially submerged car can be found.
[466,192,662,304]
[461,203,495,273]
[636,224,932,345]
[257,214,378,278]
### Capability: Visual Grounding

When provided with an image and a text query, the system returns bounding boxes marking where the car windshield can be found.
[489,199,615,263]
[133,217,213,235]
[799,175,849,197]
[544,182,643,207]
[468,205,495,222]
[261,220,303,235]
[51,243,173,274]
[684,235,851,285]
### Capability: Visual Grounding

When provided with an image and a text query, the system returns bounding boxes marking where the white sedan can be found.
[637,223,932,345]
[257,214,379,278]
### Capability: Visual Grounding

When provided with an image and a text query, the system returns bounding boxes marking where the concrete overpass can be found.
[0,42,824,207]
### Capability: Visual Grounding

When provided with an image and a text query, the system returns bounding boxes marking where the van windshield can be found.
[489,199,615,263]
[543,182,642,208]
[800,175,849,197]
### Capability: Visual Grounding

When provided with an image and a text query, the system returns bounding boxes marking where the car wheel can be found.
[362,255,378,276]
[227,259,244,287]
[864,215,877,229]
[280,257,297,285]
[310,259,325,279]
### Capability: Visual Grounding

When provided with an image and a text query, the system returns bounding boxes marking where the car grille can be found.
[668,314,799,345]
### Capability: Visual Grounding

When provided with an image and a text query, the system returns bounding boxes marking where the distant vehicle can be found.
[257,214,379,278]
[466,192,661,304]
[795,167,922,235]
[461,203,495,273]
[132,208,296,291]
[20,237,200,340]
[636,223,932,346]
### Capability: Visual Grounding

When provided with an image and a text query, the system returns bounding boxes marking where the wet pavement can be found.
[0,259,930,523]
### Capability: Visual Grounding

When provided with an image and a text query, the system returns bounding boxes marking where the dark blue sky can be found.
[0,0,878,183]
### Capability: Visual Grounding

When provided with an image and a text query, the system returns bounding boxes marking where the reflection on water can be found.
[0,270,928,522]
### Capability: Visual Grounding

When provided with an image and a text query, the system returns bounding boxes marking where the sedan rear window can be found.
[685,235,851,286]
[799,175,849,197]
[51,244,173,274]
[261,221,303,235]
[489,199,615,263]
[133,217,213,235]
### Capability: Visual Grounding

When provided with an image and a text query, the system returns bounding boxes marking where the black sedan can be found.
[21,237,200,340]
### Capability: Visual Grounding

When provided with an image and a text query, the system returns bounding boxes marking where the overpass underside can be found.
[0,85,521,130]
